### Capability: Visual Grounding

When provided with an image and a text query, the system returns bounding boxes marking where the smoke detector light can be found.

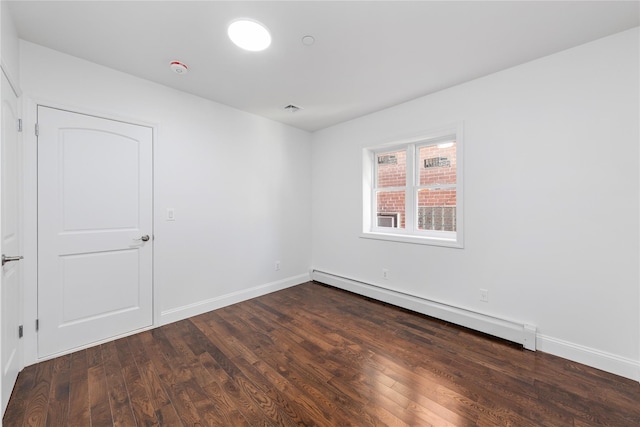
[228,19,271,51]
[284,104,303,113]
[170,61,189,75]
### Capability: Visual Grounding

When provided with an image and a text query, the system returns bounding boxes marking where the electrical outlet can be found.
[275,261,281,271]
[382,268,389,280]
[480,289,489,302]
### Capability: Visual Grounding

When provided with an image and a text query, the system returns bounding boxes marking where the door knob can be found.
[141,235,150,242]
[2,255,23,266]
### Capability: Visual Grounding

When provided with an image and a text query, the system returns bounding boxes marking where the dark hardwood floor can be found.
[4,281,640,426]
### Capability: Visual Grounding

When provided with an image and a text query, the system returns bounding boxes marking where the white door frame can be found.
[21,98,158,366]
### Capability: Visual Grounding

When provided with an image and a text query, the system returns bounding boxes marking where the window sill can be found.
[360,231,463,248]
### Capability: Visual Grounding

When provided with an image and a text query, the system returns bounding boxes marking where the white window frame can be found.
[361,123,464,248]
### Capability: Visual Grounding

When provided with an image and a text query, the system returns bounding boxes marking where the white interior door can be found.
[37,106,153,358]
[1,71,22,415]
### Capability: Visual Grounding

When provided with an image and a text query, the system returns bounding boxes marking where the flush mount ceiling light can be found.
[228,19,271,51]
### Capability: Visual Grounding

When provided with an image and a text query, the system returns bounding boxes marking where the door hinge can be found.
[17,118,22,132]
[18,325,23,338]
[35,123,39,137]
[35,319,39,332]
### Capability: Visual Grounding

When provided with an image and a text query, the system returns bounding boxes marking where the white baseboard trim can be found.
[160,273,310,326]
[311,270,537,351]
[312,270,640,382]
[536,334,640,382]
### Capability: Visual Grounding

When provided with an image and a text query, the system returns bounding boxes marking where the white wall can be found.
[14,26,640,381]
[1,0,19,87]
[311,28,640,380]
[19,41,312,363]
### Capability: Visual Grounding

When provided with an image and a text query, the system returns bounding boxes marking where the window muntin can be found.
[364,126,463,248]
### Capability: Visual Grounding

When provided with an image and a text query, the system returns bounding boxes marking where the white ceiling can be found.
[8,1,639,132]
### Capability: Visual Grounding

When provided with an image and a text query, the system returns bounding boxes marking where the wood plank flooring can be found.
[4,281,640,426]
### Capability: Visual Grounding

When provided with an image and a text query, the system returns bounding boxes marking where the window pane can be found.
[417,188,456,231]
[419,142,456,186]
[377,190,405,228]
[377,150,406,188]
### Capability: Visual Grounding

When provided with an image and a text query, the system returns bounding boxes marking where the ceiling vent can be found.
[283,104,303,113]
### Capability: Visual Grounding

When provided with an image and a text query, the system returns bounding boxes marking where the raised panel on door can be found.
[60,250,141,324]
[37,106,153,358]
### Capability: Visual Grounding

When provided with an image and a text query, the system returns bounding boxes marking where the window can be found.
[362,124,463,248]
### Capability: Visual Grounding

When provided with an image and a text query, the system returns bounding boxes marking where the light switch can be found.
[167,208,175,221]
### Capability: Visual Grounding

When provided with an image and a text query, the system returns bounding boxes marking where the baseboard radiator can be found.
[311,270,537,351]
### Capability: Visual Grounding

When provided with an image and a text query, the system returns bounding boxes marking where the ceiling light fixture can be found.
[228,19,271,52]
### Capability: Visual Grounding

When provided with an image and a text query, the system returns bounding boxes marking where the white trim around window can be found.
[361,122,464,248]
